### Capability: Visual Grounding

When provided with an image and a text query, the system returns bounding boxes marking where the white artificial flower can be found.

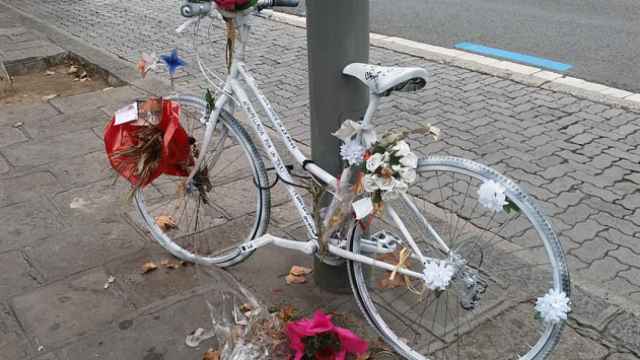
[392,140,411,157]
[423,260,455,291]
[374,174,395,192]
[363,174,379,193]
[399,152,418,169]
[340,140,365,166]
[332,119,378,148]
[477,180,508,212]
[366,153,385,172]
[535,289,571,324]
[399,167,416,184]
[382,151,391,163]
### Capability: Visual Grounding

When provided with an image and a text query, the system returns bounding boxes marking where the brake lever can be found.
[176,17,199,33]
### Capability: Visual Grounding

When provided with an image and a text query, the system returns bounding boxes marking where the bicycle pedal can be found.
[370,230,401,249]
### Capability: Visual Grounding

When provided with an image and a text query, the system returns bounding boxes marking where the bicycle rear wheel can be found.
[134,95,270,267]
[348,156,570,360]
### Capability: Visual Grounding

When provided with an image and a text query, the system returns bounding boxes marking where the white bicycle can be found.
[134,1,571,358]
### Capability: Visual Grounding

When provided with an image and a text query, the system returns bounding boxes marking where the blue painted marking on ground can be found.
[454,42,573,72]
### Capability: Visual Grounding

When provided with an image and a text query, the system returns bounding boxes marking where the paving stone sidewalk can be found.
[7,0,638,305]
[1,1,640,359]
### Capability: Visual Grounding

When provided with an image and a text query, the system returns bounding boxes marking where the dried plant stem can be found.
[111,126,164,199]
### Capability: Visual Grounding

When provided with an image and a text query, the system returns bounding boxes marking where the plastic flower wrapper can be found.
[287,310,368,360]
[193,267,289,359]
[317,166,358,254]
[332,119,377,149]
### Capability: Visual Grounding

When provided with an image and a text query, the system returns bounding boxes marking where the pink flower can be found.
[214,0,252,11]
[287,310,368,360]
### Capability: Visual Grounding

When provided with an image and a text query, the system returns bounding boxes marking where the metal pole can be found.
[306,0,369,292]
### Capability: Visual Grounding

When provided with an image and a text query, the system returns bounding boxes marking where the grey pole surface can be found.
[306,0,369,292]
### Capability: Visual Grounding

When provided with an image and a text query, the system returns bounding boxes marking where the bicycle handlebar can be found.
[181,0,299,18]
[257,0,300,9]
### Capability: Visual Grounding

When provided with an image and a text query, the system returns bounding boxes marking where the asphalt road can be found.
[285,0,640,93]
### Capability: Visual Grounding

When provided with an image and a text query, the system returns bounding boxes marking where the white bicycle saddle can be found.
[343,63,429,96]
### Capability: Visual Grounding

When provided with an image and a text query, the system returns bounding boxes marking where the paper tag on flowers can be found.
[352,197,374,220]
[114,102,138,125]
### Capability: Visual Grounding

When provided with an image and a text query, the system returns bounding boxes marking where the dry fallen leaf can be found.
[277,305,297,323]
[376,251,410,289]
[289,265,312,277]
[13,122,23,128]
[160,259,181,269]
[155,215,177,232]
[285,274,307,285]
[41,94,57,101]
[142,261,158,274]
[202,349,220,360]
[44,70,55,76]
[67,65,78,74]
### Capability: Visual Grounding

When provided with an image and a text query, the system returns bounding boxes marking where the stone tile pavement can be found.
[1,0,640,359]
[6,0,638,304]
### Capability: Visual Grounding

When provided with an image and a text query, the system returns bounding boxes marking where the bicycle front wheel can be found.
[134,95,270,267]
[348,156,570,360]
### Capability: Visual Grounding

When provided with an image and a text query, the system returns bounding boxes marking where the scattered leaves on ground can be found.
[103,275,116,289]
[160,259,181,269]
[155,215,177,232]
[286,265,312,284]
[202,349,220,360]
[289,265,312,277]
[285,274,307,285]
[142,261,158,274]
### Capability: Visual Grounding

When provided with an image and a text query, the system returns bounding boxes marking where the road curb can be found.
[271,12,640,112]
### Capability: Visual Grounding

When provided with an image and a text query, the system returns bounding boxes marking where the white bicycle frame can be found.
[186,9,451,280]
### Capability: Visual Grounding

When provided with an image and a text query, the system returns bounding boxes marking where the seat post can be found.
[361,91,380,127]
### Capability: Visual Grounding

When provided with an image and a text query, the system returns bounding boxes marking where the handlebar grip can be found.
[180,1,211,17]
[272,0,299,7]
